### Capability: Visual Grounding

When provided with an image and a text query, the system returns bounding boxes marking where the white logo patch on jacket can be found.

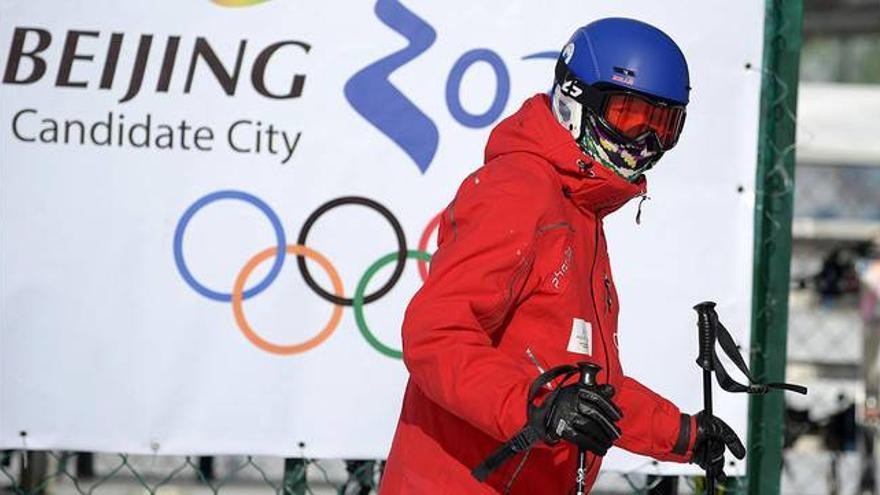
[567,318,592,355]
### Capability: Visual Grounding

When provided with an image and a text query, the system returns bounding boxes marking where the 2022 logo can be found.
[344,0,557,173]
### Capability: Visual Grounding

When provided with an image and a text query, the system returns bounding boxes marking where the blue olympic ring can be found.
[173,190,286,302]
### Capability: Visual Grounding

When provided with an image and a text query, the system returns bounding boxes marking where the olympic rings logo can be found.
[173,190,441,359]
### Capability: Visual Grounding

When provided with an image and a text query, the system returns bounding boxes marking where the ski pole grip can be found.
[577,362,601,387]
[693,301,717,371]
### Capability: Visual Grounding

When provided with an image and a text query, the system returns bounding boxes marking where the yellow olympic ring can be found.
[232,244,344,355]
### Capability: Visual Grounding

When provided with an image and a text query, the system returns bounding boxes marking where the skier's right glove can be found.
[533,382,623,456]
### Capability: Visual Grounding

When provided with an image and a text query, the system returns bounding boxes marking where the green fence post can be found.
[747,1,804,495]
[282,458,307,495]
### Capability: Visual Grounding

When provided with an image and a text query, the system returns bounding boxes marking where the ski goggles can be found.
[555,58,687,150]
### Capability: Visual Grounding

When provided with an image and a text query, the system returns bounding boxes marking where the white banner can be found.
[0,0,764,475]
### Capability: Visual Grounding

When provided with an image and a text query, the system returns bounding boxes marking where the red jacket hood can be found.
[484,94,646,215]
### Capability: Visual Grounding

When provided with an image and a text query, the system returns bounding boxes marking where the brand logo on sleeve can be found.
[550,245,574,290]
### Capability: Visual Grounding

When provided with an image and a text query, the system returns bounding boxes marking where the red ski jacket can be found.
[380,94,696,494]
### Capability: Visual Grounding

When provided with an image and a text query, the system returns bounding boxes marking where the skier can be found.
[380,18,746,494]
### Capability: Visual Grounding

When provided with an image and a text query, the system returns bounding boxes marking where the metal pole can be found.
[197,456,215,482]
[283,458,307,495]
[575,363,600,495]
[575,449,587,495]
[860,284,879,493]
[747,1,804,494]
[695,302,717,494]
[704,371,715,495]
[647,476,679,495]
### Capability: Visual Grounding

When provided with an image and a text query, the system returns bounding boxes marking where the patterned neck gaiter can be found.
[577,112,663,183]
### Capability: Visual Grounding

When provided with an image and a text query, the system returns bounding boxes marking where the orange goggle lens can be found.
[603,93,686,149]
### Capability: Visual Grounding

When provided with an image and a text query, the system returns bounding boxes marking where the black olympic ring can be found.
[296,196,407,306]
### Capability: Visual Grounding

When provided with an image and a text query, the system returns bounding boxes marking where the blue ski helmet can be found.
[551,18,691,180]
[562,17,690,105]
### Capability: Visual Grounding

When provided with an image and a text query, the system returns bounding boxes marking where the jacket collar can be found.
[484,94,646,216]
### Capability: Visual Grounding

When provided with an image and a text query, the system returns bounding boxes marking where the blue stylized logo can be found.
[344,0,438,173]
[345,0,557,174]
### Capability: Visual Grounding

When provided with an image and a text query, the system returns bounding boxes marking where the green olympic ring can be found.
[354,250,432,359]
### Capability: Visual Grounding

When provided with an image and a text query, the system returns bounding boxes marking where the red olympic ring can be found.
[418,212,442,282]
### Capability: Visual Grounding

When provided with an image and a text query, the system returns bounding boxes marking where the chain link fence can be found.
[2,452,748,495]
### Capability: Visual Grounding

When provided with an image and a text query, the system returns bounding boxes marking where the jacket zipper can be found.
[525,347,546,375]
[577,215,609,484]
[525,347,555,390]
[537,221,574,234]
[588,215,611,384]
[603,273,612,314]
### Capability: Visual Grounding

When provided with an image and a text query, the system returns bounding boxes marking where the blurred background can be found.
[780,0,880,494]
[2,0,879,494]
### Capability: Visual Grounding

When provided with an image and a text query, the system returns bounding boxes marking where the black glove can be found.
[691,411,746,482]
[533,382,623,456]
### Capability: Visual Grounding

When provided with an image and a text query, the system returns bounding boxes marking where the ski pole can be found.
[691,301,807,495]
[694,302,717,494]
[575,362,601,495]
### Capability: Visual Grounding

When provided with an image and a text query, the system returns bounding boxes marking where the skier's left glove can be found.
[690,411,746,481]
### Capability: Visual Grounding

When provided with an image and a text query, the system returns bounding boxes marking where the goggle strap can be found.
[554,58,605,111]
